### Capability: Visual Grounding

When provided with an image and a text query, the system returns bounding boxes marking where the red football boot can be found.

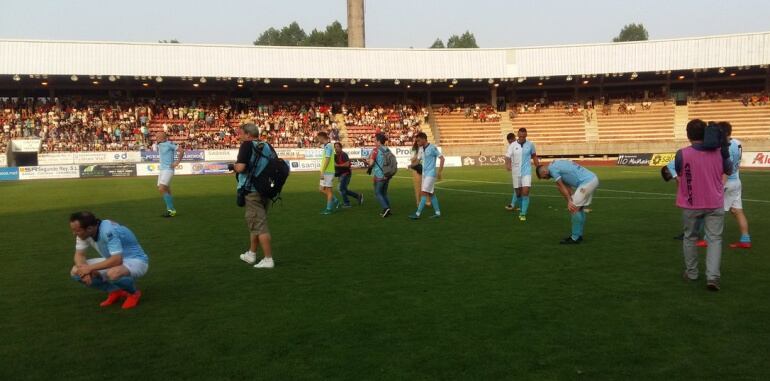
[729,242,752,249]
[121,290,142,309]
[100,290,127,307]
[696,240,708,248]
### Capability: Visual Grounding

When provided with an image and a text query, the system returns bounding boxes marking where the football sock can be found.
[112,277,137,294]
[510,194,517,206]
[520,196,530,216]
[571,210,586,241]
[416,196,427,216]
[326,200,334,211]
[740,233,751,243]
[430,195,441,215]
[515,197,522,209]
[162,193,175,211]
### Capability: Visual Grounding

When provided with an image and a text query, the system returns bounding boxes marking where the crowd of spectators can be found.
[343,104,428,147]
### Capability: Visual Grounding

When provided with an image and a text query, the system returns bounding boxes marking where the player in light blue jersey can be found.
[536,160,599,244]
[505,128,539,221]
[720,122,751,248]
[155,132,184,217]
[409,132,444,219]
[69,212,149,309]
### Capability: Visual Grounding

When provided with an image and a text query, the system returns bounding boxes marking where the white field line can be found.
[391,176,770,204]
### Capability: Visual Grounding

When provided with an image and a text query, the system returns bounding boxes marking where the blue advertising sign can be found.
[0,167,19,181]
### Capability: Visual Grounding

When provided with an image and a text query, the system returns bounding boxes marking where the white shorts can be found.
[571,177,599,207]
[724,179,743,211]
[513,175,532,189]
[77,257,149,279]
[157,169,174,187]
[319,174,334,188]
[421,176,437,193]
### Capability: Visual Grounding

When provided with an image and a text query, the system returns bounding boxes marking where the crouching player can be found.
[69,211,149,309]
[536,160,599,244]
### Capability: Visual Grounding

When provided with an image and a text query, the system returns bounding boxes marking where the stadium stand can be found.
[509,102,587,144]
[432,104,502,146]
[342,104,428,147]
[688,96,770,140]
[596,100,675,142]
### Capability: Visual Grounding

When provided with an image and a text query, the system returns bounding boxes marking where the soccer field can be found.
[1,166,769,380]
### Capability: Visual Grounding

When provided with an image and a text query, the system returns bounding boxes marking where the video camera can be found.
[703,122,730,159]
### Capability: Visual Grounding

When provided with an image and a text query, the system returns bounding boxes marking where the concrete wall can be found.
[347,0,365,48]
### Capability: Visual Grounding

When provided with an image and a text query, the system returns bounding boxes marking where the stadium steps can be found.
[510,108,588,144]
[596,102,675,142]
[434,111,503,146]
[688,101,770,139]
[336,114,349,145]
[673,105,689,140]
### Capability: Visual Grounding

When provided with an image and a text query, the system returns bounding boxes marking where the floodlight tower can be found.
[347,0,365,47]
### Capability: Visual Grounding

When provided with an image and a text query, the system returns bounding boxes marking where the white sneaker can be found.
[254,257,274,269]
[239,251,256,265]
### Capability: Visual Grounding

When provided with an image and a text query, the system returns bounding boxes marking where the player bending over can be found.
[69,211,148,309]
[536,160,599,244]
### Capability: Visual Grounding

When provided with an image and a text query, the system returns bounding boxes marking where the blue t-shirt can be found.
[421,144,441,178]
[548,160,597,187]
[158,141,178,170]
[517,140,536,176]
[75,220,149,263]
[372,146,391,179]
[236,141,274,192]
[727,138,742,181]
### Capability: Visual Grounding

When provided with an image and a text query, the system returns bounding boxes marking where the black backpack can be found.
[246,141,290,202]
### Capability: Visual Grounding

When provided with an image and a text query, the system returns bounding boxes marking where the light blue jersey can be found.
[517,140,536,176]
[372,146,391,179]
[421,144,441,178]
[548,160,597,187]
[727,138,742,181]
[666,160,677,179]
[75,220,149,263]
[158,141,178,170]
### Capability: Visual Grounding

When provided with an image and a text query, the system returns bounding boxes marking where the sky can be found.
[0,0,768,48]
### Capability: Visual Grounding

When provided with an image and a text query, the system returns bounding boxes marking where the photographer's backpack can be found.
[250,142,290,201]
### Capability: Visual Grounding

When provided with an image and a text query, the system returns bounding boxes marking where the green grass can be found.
[1,166,769,380]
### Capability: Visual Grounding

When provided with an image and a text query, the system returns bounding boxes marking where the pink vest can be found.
[676,146,724,209]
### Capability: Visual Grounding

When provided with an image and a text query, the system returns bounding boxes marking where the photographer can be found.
[674,119,732,290]
[233,123,275,269]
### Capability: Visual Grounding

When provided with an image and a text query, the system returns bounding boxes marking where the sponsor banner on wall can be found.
[350,158,369,169]
[75,151,141,164]
[742,152,770,168]
[0,167,19,181]
[461,155,507,167]
[11,139,41,152]
[190,162,231,175]
[444,156,462,168]
[18,165,80,180]
[204,149,240,162]
[275,148,311,159]
[141,150,205,162]
[79,164,137,178]
[38,152,75,165]
[288,159,322,172]
[135,163,194,176]
[649,153,676,166]
[617,154,653,166]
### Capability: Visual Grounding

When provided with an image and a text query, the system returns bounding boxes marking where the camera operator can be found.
[675,119,732,290]
[232,123,275,269]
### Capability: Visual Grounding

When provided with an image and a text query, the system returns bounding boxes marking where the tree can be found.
[254,21,347,47]
[446,31,479,48]
[158,39,180,43]
[429,38,445,49]
[612,23,649,42]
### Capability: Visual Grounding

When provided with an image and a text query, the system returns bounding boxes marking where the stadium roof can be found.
[1,32,769,80]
